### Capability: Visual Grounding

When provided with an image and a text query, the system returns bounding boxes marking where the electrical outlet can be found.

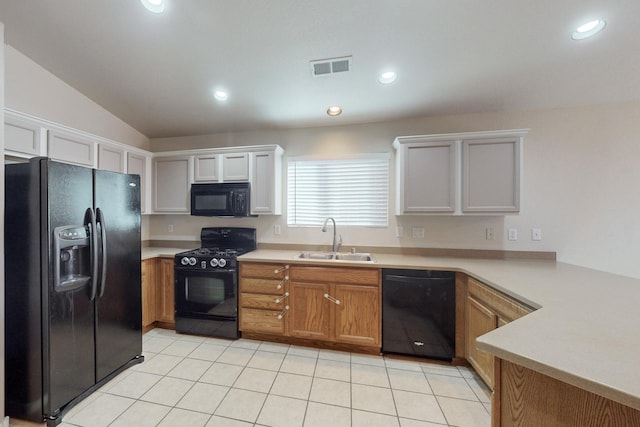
[274,225,281,235]
[411,227,425,238]
[168,224,174,233]
[485,228,495,240]
[508,228,518,241]
[395,226,403,238]
[532,228,542,241]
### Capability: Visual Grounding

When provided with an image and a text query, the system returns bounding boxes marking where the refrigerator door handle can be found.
[89,208,99,301]
[96,208,108,298]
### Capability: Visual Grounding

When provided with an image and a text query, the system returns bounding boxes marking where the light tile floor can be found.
[16,328,491,427]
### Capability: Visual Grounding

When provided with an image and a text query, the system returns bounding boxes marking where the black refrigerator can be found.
[4,158,144,426]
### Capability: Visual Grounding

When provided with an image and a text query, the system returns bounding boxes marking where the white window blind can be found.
[287,155,389,227]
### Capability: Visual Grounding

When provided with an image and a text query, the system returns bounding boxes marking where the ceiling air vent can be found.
[310,56,352,77]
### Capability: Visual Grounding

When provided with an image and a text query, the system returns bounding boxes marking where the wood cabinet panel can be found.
[141,259,157,328]
[289,282,332,341]
[499,359,640,427]
[239,262,290,336]
[194,153,220,181]
[334,284,380,347]
[290,266,379,285]
[156,258,175,323]
[467,295,498,388]
[241,308,286,335]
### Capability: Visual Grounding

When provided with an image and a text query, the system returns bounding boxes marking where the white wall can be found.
[149,101,640,279]
[4,45,149,150]
[4,45,152,240]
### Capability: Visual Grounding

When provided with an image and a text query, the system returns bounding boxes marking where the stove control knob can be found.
[210,258,219,267]
[189,257,197,266]
[181,257,190,266]
[218,258,227,268]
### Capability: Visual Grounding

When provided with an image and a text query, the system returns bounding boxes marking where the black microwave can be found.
[190,182,252,217]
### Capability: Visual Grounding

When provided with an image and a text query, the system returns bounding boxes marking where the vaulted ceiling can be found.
[1,0,639,138]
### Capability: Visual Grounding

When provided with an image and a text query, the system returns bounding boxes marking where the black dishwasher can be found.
[382,268,456,361]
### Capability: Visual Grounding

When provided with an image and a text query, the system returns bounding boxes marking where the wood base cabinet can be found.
[141,258,157,328]
[141,257,175,332]
[288,266,381,349]
[465,277,532,390]
[494,359,640,427]
[239,262,381,351]
[239,262,291,335]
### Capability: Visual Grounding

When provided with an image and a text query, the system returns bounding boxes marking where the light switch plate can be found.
[508,228,518,241]
[532,228,542,241]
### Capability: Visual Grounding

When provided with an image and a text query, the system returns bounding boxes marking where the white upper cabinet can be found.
[395,140,457,214]
[48,130,96,167]
[127,152,149,213]
[98,144,125,173]
[194,153,220,181]
[250,149,283,215]
[4,113,45,157]
[462,138,521,213]
[394,130,526,215]
[153,156,192,213]
[222,152,249,181]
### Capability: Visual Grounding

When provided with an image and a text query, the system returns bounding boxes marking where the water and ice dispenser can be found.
[53,225,91,292]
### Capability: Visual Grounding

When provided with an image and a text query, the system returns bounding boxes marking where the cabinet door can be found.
[222,152,249,181]
[399,141,456,213]
[194,154,220,182]
[156,259,175,323]
[466,296,498,389]
[49,130,95,167]
[334,284,380,347]
[141,259,157,327]
[250,151,281,215]
[153,156,191,212]
[462,138,520,213]
[5,115,44,156]
[289,282,332,341]
[127,152,148,214]
[98,144,125,173]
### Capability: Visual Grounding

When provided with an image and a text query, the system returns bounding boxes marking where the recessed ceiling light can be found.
[140,0,165,13]
[378,71,397,85]
[213,90,229,101]
[327,106,342,116]
[571,19,606,40]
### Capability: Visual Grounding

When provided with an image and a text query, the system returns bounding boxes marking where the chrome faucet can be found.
[322,217,342,252]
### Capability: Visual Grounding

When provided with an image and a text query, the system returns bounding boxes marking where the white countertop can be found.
[142,247,186,260]
[238,249,640,411]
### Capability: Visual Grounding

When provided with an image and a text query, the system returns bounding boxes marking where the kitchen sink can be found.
[333,253,374,261]
[297,251,335,260]
[295,251,376,263]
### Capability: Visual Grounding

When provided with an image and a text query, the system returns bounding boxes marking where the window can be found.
[287,154,389,227]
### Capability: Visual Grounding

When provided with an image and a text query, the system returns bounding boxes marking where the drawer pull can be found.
[274,265,290,274]
[275,292,289,304]
[277,305,290,320]
[276,275,289,290]
[324,293,341,305]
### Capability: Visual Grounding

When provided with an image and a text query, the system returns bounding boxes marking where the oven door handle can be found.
[185,281,188,301]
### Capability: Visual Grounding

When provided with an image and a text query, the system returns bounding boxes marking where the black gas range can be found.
[174,227,256,339]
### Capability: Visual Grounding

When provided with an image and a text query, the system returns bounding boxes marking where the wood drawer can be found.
[240,308,286,334]
[241,293,288,310]
[241,277,286,295]
[290,266,380,286]
[240,262,289,279]
[468,277,532,322]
